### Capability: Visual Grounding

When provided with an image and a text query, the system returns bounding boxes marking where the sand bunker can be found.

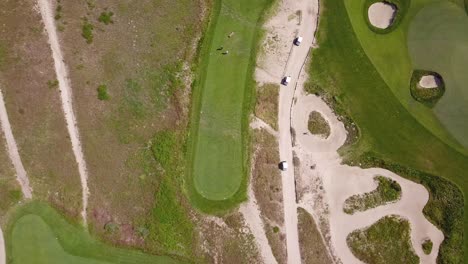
[419,75,442,89]
[368,2,397,29]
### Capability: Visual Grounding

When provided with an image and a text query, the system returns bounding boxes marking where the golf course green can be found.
[189,0,273,202]
[310,0,468,262]
[6,202,182,264]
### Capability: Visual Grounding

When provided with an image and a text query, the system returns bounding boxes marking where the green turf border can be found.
[4,201,184,264]
[185,0,276,214]
[409,70,445,108]
[363,0,410,34]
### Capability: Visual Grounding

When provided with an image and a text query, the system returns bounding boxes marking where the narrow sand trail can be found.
[0,89,32,199]
[37,0,89,225]
[255,0,320,262]
[0,227,4,264]
[291,70,444,263]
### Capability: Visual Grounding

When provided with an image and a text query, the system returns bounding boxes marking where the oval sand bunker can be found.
[419,74,442,88]
[368,2,397,29]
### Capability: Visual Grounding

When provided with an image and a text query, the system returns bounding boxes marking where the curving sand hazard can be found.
[291,74,444,263]
[368,2,396,29]
[0,89,32,199]
[37,0,90,225]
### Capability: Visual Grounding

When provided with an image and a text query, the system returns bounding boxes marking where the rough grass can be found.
[255,83,279,130]
[297,207,333,264]
[307,111,330,138]
[5,202,183,264]
[423,239,433,255]
[310,0,466,262]
[343,176,401,214]
[187,0,275,211]
[347,215,419,264]
[409,70,445,107]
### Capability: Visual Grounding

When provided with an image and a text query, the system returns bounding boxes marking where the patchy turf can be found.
[6,202,183,264]
[343,176,401,214]
[307,111,330,138]
[255,83,279,130]
[347,215,419,264]
[309,0,467,262]
[297,208,333,264]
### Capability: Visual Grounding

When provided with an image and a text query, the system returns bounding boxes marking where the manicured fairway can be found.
[190,0,272,201]
[309,0,468,262]
[344,0,468,154]
[6,202,182,264]
[408,1,468,149]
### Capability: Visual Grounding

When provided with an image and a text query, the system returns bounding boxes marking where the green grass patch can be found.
[186,0,275,210]
[5,201,184,264]
[97,84,110,101]
[310,0,466,262]
[347,215,419,264]
[423,239,433,254]
[307,111,330,138]
[343,176,401,214]
[409,70,445,107]
[98,11,114,25]
[82,18,94,44]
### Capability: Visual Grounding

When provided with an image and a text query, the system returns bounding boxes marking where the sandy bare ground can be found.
[37,0,90,225]
[0,227,4,264]
[255,0,320,262]
[0,89,32,199]
[240,173,278,264]
[419,75,440,88]
[291,69,444,263]
[368,2,396,29]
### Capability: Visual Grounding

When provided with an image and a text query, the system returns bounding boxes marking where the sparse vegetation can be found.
[422,239,433,255]
[343,176,401,214]
[98,11,114,25]
[298,207,333,264]
[81,19,94,44]
[307,111,330,138]
[97,84,109,101]
[55,4,63,20]
[255,83,279,129]
[47,79,59,89]
[347,215,419,264]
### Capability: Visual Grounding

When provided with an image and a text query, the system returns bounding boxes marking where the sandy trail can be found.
[250,117,278,137]
[0,89,32,199]
[255,0,320,262]
[291,70,444,263]
[37,0,89,225]
[240,177,278,264]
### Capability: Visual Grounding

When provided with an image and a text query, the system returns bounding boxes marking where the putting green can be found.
[344,0,468,155]
[191,0,272,201]
[6,202,182,264]
[408,1,468,149]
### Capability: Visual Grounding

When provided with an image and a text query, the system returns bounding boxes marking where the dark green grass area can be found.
[409,70,445,107]
[186,0,274,212]
[347,216,419,264]
[309,0,466,262]
[344,176,401,214]
[5,201,184,264]
[307,111,330,138]
[423,239,434,254]
[363,0,410,34]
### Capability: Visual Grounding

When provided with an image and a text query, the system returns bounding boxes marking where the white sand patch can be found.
[368,2,397,29]
[419,75,441,89]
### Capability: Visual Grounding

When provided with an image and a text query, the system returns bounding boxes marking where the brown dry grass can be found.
[297,207,333,264]
[0,0,82,218]
[0,132,21,223]
[56,0,205,254]
[252,128,286,263]
[255,83,279,130]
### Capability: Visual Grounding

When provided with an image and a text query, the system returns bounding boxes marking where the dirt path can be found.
[37,0,89,225]
[255,0,320,262]
[291,66,444,263]
[0,89,32,199]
